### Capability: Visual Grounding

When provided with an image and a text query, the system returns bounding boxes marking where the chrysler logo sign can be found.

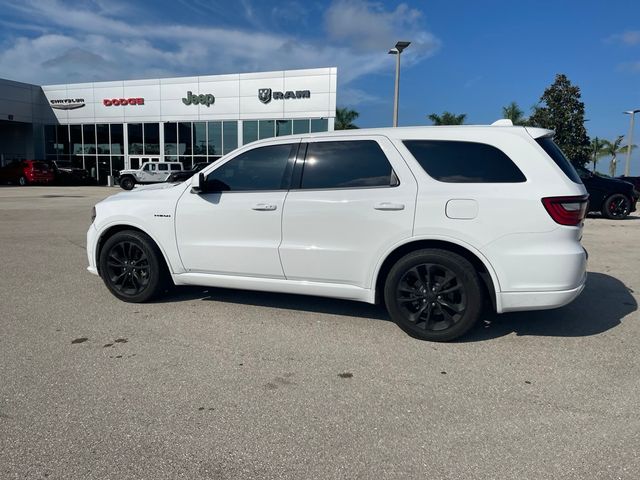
[258,88,311,104]
[50,98,85,110]
[182,91,215,107]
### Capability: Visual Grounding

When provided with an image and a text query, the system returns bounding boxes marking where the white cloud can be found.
[0,0,440,105]
[606,30,640,46]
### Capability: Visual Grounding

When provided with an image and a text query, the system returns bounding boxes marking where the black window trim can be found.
[291,139,401,191]
[202,141,300,194]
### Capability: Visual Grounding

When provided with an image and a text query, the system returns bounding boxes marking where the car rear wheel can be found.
[18,176,27,186]
[120,176,135,190]
[99,230,170,302]
[384,249,483,342]
[602,193,631,219]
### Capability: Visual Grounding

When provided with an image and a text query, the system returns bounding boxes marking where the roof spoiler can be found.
[525,127,555,139]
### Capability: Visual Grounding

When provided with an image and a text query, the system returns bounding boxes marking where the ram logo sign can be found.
[258,88,311,104]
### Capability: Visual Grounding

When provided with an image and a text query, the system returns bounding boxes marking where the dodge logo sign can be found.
[103,98,144,106]
[258,88,310,104]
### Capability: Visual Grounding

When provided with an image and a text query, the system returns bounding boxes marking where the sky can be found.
[1,0,640,175]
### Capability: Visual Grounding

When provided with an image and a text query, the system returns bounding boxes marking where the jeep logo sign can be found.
[258,88,311,104]
[182,91,215,107]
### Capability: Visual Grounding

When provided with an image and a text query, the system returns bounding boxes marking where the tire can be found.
[120,176,135,190]
[98,230,170,302]
[18,176,27,186]
[383,249,483,342]
[602,194,631,219]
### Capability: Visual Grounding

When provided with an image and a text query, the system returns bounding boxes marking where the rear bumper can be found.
[499,272,586,313]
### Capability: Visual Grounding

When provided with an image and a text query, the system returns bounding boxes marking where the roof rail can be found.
[491,119,514,126]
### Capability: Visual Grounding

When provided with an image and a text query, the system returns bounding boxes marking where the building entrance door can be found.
[126,156,161,170]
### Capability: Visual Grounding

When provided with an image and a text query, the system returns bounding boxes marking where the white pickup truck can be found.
[118,162,185,190]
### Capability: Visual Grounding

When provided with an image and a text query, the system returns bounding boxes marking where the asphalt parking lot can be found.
[0,186,638,480]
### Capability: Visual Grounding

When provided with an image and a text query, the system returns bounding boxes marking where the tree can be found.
[335,107,359,130]
[528,74,591,167]
[501,102,528,126]
[601,135,636,176]
[428,111,467,125]
[590,137,608,172]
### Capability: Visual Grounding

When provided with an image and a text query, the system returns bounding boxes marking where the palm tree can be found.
[600,135,631,177]
[335,107,359,130]
[590,137,608,172]
[428,111,467,125]
[501,102,527,126]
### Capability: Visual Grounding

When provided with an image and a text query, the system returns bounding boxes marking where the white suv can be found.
[87,123,588,341]
[118,161,185,190]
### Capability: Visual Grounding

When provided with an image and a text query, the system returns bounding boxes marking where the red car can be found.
[0,160,55,185]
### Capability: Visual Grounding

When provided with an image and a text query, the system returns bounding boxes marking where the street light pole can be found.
[624,109,640,177]
[388,41,411,127]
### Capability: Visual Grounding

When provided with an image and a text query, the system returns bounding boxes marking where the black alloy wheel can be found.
[602,194,631,219]
[120,176,135,190]
[384,249,483,341]
[99,230,169,302]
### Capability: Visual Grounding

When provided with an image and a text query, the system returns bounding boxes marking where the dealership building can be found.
[0,67,337,183]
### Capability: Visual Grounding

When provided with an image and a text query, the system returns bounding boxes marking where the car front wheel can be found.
[18,176,27,186]
[99,230,169,302]
[120,176,135,190]
[602,193,631,219]
[384,249,483,342]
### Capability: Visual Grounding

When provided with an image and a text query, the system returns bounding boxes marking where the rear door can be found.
[279,136,417,288]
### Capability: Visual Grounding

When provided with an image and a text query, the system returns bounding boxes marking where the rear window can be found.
[535,137,582,184]
[402,140,526,183]
[31,162,49,170]
[301,140,397,189]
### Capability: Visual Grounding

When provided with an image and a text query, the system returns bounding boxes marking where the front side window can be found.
[205,144,295,192]
[300,140,397,189]
[158,163,168,171]
[403,140,526,183]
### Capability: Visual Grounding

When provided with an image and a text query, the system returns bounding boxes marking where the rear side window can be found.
[301,140,397,189]
[403,140,526,183]
[536,137,582,184]
[158,164,168,171]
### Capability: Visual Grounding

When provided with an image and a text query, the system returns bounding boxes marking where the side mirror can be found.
[191,172,208,194]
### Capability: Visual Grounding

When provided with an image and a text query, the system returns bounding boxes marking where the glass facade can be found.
[44,118,328,183]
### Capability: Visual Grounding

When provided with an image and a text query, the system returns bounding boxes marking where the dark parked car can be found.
[577,166,638,219]
[0,160,54,185]
[617,175,640,191]
[166,161,213,183]
[46,160,91,185]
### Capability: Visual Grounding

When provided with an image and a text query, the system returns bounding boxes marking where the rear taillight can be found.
[542,195,589,226]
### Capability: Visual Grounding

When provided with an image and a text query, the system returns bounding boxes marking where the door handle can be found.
[374,202,405,211]
[252,203,277,211]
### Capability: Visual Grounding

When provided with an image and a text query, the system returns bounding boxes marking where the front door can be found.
[279,136,418,288]
[175,141,298,278]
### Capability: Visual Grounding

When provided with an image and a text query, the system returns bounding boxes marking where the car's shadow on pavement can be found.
[162,272,635,342]
[164,285,391,321]
[462,272,636,342]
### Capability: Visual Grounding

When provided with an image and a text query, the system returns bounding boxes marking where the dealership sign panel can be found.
[41,68,337,124]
